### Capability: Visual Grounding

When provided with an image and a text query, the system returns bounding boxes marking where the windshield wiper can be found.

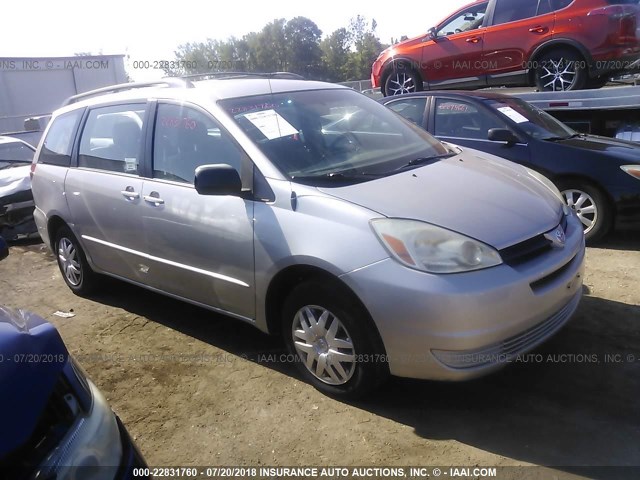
[544,133,583,142]
[389,153,456,173]
[292,171,383,182]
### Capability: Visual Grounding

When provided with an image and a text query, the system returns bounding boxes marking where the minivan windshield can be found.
[220,88,449,184]
[484,97,576,141]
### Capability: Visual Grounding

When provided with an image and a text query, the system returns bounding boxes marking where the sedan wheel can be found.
[558,181,612,243]
[562,189,598,234]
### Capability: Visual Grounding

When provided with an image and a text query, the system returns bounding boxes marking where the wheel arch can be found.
[46,215,70,251]
[552,173,617,222]
[264,264,387,356]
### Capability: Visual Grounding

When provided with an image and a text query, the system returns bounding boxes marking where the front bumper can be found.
[341,213,585,380]
[115,415,148,479]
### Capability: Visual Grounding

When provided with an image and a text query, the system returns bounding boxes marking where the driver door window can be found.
[153,103,246,186]
[437,4,488,36]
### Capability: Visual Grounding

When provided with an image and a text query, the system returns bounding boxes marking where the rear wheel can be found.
[54,226,98,295]
[534,49,587,92]
[384,66,422,96]
[557,180,612,243]
[282,281,388,399]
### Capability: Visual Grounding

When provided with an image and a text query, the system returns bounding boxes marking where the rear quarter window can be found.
[38,110,83,167]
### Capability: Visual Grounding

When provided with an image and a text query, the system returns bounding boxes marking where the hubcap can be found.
[562,189,598,234]
[291,305,356,385]
[539,58,577,91]
[387,72,417,95]
[58,237,82,286]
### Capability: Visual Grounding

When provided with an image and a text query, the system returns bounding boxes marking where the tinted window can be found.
[38,110,83,167]
[437,2,488,36]
[550,0,573,9]
[153,104,245,184]
[78,105,145,174]
[0,141,34,168]
[221,89,447,183]
[537,0,553,15]
[386,98,427,125]
[493,0,541,24]
[434,99,508,140]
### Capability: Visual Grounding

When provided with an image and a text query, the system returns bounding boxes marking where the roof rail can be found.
[180,71,306,82]
[61,78,193,107]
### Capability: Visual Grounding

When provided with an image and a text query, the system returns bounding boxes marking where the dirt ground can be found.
[1,233,639,479]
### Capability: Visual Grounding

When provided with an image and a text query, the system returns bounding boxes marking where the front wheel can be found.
[534,49,587,91]
[558,181,612,243]
[54,226,99,295]
[384,67,422,96]
[282,281,388,399]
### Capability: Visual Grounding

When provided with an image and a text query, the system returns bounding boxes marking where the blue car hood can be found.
[0,306,68,458]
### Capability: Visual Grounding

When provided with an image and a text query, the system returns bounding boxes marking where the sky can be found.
[2,0,471,80]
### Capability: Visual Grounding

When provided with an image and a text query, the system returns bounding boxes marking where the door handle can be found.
[529,26,548,34]
[121,187,140,200]
[466,36,482,44]
[144,192,165,206]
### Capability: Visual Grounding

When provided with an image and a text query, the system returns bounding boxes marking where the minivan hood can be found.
[0,307,68,458]
[319,152,562,250]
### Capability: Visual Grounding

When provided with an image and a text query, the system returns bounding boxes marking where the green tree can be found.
[320,28,351,82]
[285,17,323,76]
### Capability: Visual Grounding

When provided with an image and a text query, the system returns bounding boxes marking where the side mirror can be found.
[488,128,520,146]
[194,164,242,196]
[0,235,8,261]
[428,27,438,40]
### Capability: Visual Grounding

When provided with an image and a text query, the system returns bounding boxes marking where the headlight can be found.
[621,165,640,180]
[371,219,502,274]
[38,379,123,480]
[525,168,564,204]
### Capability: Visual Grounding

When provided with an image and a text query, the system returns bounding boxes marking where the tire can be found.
[281,281,388,399]
[534,49,587,92]
[383,65,422,96]
[54,226,98,295]
[557,180,612,243]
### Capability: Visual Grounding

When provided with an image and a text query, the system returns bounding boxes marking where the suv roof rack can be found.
[180,71,306,81]
[61,78,193,107]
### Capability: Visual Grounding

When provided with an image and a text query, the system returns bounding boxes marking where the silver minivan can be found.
[31,76,585,398]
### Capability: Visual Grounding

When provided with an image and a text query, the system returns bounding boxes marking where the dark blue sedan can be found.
[381,91,640,242]
[0,303,148,479]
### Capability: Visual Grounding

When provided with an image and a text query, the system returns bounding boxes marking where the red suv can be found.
[372,0,640,94]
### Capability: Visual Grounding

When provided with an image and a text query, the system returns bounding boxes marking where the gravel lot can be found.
[1,233,639,479]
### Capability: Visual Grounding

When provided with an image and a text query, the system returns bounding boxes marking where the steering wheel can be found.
[329,132,362,155]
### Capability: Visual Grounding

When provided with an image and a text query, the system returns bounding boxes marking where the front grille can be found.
[499,215,569,266]
[432,291,581,369]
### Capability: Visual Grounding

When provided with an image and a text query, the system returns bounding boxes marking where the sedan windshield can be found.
[0,141,35,169]
[485,98,575,141]
[220,88,448,183]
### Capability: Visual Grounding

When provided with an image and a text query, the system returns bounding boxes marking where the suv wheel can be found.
[384,66,422,96]
[534,49,587,92]
[282,281,388,399]
[558,181,611,243]
[54,226,98,295]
